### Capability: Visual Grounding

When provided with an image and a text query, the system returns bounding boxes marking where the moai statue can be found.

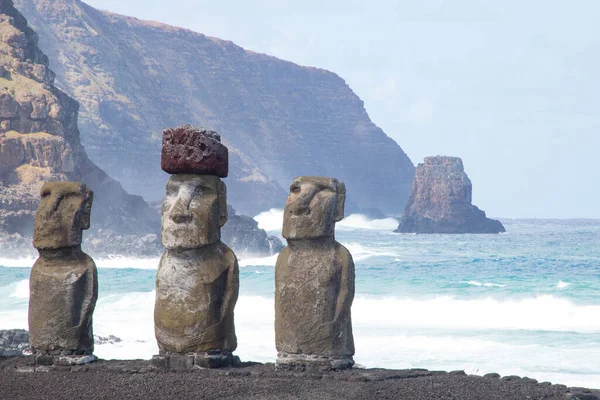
[154,125,239,369]
[28,182,98,365]
[275,176,355,370]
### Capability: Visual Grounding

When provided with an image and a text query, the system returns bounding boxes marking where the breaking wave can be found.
[254,209,398,232]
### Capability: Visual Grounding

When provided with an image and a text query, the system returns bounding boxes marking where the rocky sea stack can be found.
[396,156,505,234]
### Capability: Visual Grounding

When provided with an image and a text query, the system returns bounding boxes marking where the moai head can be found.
[161,174,228,249]
[282,176,346,240]
[32,182,94,250]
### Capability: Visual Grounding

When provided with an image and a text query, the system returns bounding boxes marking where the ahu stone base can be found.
[275,353,354,372]
[26,351,97,367]
[152,351,241,370]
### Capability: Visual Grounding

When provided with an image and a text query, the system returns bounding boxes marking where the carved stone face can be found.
[161,174,227,249]
[282,176,345,240]
[33,182,93,250]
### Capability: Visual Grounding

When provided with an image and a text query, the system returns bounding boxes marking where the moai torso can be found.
[275,177,355,367]
[154,127,239,356]
[28,182,97,354]
[155,243,238,353]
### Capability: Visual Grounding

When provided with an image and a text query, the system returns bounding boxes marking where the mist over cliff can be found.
[14,0,415,216]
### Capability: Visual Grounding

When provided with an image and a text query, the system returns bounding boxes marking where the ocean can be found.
[1,212,600,388]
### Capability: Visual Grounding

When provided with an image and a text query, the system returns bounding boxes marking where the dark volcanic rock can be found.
[0,356,594,400]
[221,205,283,257]
[14,0,415,216]
[396,156,505,234]
[161,125,228,177]
[0,329,29,356]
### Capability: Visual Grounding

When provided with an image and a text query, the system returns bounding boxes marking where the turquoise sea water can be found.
[1,214,600,387]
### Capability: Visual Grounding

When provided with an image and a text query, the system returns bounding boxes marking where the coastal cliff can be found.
[14,0,415,216]
[0,0,157,239]
[396,156,505,234]
[0,0,279,257]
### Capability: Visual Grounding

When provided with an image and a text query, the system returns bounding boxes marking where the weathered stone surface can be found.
[32,182,92,249]
[155,167,239,355]
[29,182,97,355]
[396,156,505,234]
[161,125,228,177]
[154,245,239,353]
[161,175,227,249]
[282,177,346,240]
[275,176,355,369]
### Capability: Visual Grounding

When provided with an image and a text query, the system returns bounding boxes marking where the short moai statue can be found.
[275,176,355,370]
[28,182,98,365]
[154,125,239,369]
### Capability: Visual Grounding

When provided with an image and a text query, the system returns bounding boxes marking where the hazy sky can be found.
[85,0,600,218]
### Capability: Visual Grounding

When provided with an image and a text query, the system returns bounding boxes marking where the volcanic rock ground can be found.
[0,357,598,400]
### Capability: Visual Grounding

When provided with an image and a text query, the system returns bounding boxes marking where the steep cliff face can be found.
[396,156,505,234]
[14,0,415,216]
[0,0,157,238]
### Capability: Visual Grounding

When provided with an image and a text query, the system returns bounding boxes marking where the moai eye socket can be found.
[290,183,301,194]
[41,189,51,198]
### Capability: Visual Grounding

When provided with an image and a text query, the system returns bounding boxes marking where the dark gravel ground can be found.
[0,358,598,400]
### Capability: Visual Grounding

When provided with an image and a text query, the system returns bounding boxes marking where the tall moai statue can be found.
[275,176,355,370]
[28,182,98,365]
[154,125,239,369]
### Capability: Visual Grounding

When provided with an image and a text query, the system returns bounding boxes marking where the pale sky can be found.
[84,0,600,218]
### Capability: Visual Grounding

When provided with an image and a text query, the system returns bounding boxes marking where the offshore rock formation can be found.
[154,126,239,369]
[275,177,355,371]
[15,0,415,216]
[0,0,157,243]
[222,205,283,257]
[28,181,98,365]
[396,156,505,234]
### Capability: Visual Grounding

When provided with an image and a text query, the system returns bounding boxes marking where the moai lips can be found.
[161,125,228,177]
[28,182,98,358]
[275,176,355,370]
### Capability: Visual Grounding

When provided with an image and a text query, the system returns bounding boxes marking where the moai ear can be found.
[218,180,228,227]
[334,182,346,222]
[80,187,94,230]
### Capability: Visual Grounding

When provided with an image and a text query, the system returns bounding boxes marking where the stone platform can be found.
[151,351,241,370]
[276,352,354,371]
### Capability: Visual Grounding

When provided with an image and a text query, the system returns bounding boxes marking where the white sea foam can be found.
[557,280,571,289]
[238,253,278,267]
[342,242,400,261]
[352,295,600,333]
[254,209,399,232]
[337,214,399,230]
[465,280,506,288]
[254,209,284,232]
[0,257,35,268]
[10,279,29,298]
[94,257,160,270]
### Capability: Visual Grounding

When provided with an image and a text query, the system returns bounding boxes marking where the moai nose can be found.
[169,198,193,223]
[51,194,63,212]
[290,189,314,216]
